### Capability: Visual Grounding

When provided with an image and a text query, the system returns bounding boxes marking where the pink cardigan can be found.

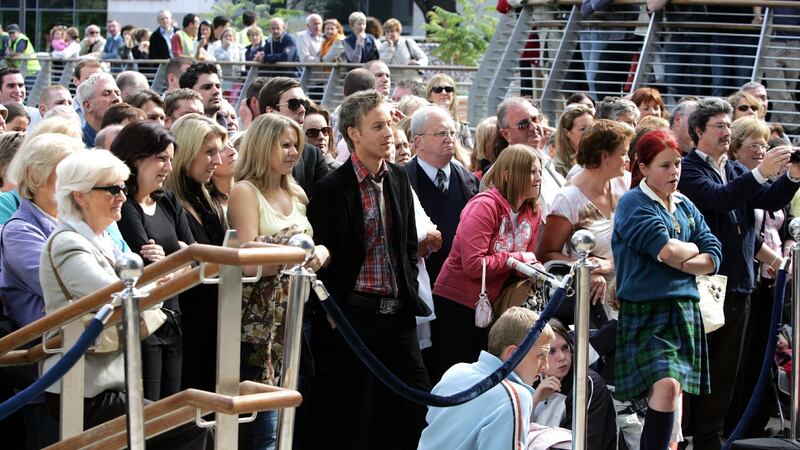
[433,188,542,309]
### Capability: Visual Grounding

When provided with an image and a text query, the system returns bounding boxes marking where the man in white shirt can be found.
[295,13,324,62]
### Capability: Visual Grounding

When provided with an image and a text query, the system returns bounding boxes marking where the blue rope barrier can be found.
[318,282,568,407]
[723,267,789,450]
[0,305,112,421]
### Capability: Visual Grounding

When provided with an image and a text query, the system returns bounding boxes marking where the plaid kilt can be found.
[614,298,710,401]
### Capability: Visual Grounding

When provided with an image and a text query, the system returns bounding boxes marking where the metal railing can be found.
[474,0,800,140]
[0,231,307,448]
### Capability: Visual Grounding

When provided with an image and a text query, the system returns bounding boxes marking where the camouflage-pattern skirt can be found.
[241,273,289,385]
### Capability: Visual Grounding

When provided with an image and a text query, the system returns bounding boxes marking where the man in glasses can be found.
[80,24,106,59]
[307,89,431,450]
[679,97,800,450]
[406,106,478,383]
[495,97,563,216]
[179,62,225,128]
[258,76,330,196]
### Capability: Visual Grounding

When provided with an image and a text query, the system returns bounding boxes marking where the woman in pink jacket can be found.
[426,144,544,384]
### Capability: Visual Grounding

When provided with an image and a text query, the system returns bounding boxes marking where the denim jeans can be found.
[664,31,711,98]
[240,342,277,450]
[709,34,757,97]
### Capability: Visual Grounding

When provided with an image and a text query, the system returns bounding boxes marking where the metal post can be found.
[276,234,316,450]
[115,253,147,449]
[571,230,596,450]
[789,218,800,439]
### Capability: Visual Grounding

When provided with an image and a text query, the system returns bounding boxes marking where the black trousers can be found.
[424,295,488,386]
[315,299,430,450]
[141,318,183,401]
[682,292,750,450]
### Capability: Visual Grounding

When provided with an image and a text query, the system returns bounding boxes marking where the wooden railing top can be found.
[45,381,302,450]
[0,242,306,357]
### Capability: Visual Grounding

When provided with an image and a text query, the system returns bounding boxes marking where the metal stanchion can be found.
[789,218,800,439]
[571,230,595,450]
[276,234,316,450]
[115,253,147,450]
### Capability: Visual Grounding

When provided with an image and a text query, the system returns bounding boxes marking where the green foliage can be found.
[424,0,497,66]
[211,0,304,30]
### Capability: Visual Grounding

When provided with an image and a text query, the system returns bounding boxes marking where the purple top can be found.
[0,198,57,328]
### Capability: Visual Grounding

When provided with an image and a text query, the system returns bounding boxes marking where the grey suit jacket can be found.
[39,221,124,397]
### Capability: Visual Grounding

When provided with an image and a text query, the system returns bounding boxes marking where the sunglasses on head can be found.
[277,98,310,112]
[92,184,128,196]
[431,86,454,94]
[305,126,332,138]
[737,104,759,113]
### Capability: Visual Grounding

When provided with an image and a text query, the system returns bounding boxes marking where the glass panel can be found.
[80,0,107,10]
[0,0,21,8]
[38,0,74,7]
[77,11,107,34]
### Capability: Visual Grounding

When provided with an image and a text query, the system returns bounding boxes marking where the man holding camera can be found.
[678,97,800,450]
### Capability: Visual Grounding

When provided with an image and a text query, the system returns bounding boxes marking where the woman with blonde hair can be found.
[728,91,763,121]
[426,73,473,153]
[471,116,497,178]
[552,104,594,177]
[166,113,228,393]
[380,18,428,80]
[319,18,345,61]
[228,113,330,449]
[428,144,544,383]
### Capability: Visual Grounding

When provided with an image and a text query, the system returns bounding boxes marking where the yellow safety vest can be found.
[9,33,40,75]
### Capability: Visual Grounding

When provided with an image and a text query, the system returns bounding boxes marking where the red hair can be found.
[630,130,682,188]
[630,87,669,120]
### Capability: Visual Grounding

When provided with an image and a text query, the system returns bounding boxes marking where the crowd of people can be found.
[0,5,797,450]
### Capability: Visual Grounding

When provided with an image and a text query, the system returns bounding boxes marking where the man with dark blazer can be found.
[404,106,479,384]
[307,90,431,450]
[678,97,800,450]
[256,76,330,197]
[149,10,175,60]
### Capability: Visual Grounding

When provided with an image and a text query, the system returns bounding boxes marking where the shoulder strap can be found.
[0,217,23,256]
[545,160,563,188]
[404,38,413,57]
[47,230,74,301]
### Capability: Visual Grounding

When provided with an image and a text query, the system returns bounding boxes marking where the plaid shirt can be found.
[352,153,397,296]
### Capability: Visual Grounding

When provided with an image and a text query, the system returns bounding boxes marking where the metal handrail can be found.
[0,242,305,358]
[44,381,302,450]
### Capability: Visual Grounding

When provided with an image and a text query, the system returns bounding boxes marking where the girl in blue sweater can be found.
[612,130,722,450]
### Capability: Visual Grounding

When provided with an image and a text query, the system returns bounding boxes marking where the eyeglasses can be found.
[305,126,332,139]
[431,86,454,94]
[707,122,731,131]
[744,143,769,152]
[513,115,543,130]
[92,184,128,196]
[420,130,457,139]
[277,98,310,112]
[737,104,759,113]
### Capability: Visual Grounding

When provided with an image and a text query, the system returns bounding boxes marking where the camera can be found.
[791,148,800,164]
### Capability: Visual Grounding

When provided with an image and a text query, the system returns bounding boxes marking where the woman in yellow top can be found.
[227,113,330,449]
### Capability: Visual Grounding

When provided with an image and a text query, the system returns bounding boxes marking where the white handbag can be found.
[696,274,727,333]
[475,258,493,328]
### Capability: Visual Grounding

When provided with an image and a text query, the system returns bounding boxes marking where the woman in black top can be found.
[166,114,228,391]
[112,121,195,400]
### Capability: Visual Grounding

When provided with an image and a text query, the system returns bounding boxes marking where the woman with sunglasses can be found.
[728,91,763,121]
[112,121,195,401]
[303,104,339,170]
[40,149,212,449]
[725,116,794,433]
[426,73,474,154]
[166,114,228,393]
[228,113,329,449]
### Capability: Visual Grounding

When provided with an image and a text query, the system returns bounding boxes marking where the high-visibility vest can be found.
[9,33,40,75]
[175,30,195,57]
